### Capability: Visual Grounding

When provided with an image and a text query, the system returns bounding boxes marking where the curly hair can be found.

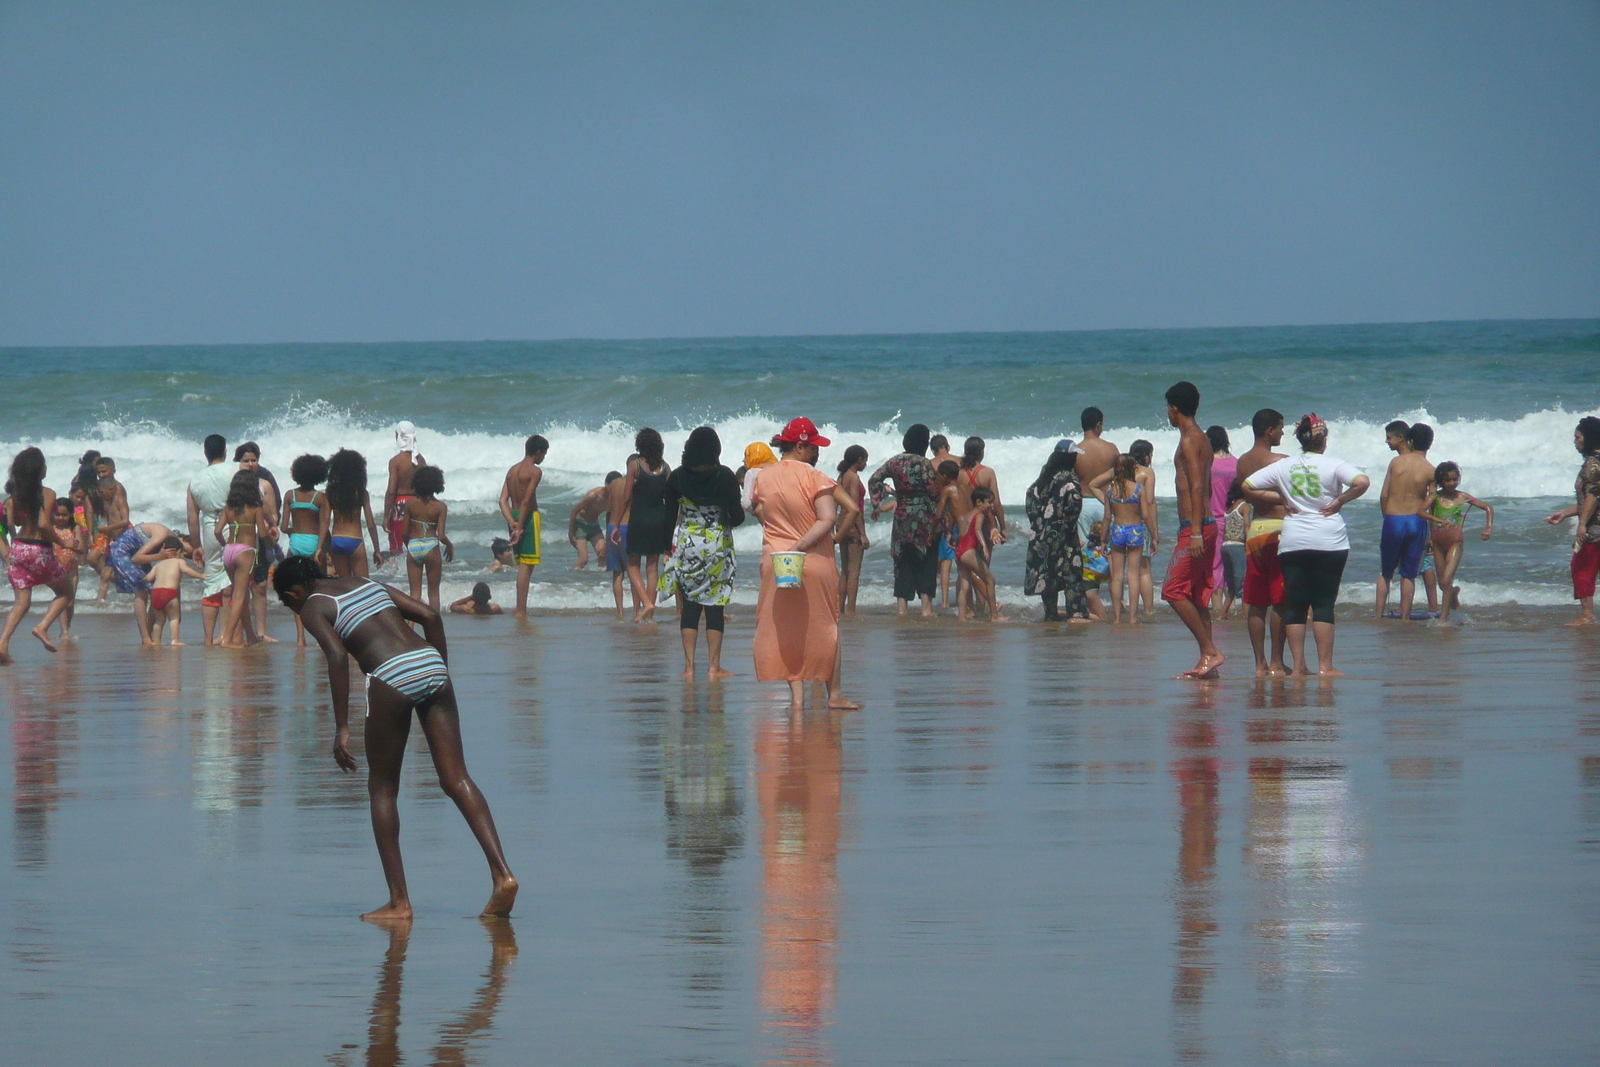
[326,449,368,519]
[290,454,328,489]
[412,464,445,498]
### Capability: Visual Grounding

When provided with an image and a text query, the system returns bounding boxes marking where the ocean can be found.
[3,318,1595,611]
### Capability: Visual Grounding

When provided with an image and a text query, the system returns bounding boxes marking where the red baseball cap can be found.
[773,417,831,448]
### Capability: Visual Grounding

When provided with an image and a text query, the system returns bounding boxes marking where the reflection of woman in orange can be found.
[757,711,843,1066]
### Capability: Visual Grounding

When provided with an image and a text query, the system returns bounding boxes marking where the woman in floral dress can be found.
[661,426,746,678]
[1025,440,1090,622]
[867,423,940,617]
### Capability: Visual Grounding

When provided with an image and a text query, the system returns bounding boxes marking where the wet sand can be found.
[3,608,1598,1064]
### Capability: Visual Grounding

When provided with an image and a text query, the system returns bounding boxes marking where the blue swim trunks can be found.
[605,524,628,573]
[1380,514,1429,581]
[938,530,956,562]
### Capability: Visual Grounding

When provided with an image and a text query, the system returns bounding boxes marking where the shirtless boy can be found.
[141,536,206,646]
[385,422,426,558]
[499,435,548,618]
[1161,382,1222,679]
[1234,409,1290,675]
[1076,408,1119,623]
[568,482,611,570]
[1377,421,1436,621]
[604,462,636,620]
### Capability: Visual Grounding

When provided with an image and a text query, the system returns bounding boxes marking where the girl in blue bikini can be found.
[284,454,331,646]
[273,554,517,921]
[1089,454,1155,623]
[326,449,386,580]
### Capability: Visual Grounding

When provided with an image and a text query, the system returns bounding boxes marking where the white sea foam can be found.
[3,404,1593,535]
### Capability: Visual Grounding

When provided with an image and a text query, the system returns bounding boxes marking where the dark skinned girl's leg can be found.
[415,682,519,916]
[363,682,415,920]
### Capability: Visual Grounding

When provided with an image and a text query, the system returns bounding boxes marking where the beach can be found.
[4,608,1597,1064]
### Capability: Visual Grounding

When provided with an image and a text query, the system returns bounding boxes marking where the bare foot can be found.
[31,627,58,654]
[0,650,12,665]
[1067,616,1094,625]
[921,608,935,618]
[361,900,414,923]
[481,874,518,917]
[680,668,696,680]
[827,695,860,709]
[260,634,280,643]
[1566,617,1597,627]
[1318,667,1346,677]
[514,609,529,620]
[990,615,1009,623]
[1175,652,1225,680]
[708,668,736,679]
[170,640,186,647]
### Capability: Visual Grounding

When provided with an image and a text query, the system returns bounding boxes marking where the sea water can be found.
[2,318,1595,609]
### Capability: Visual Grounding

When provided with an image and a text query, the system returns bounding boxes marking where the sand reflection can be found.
[757,709,843,1067]
[663,684,743,1012]
[1168,688,1220,1064]
[331,919,518,1067]
[9,665,78,869]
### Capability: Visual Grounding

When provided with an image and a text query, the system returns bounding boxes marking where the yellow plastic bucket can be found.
[771,550,806,590]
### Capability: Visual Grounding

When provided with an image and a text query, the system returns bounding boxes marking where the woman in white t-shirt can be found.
[1240,414,1370,676]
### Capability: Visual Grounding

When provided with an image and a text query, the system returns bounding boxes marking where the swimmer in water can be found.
[567,482,610,570]
[1424,461,1492,623]
[450,582,503,615]
[955,487,1006,622]
[273,555,517,921]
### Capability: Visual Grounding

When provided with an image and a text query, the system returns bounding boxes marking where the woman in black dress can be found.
[626,427,673,622]
[1024,440,1091,621]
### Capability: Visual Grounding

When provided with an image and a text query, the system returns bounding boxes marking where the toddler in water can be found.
[449,581,503,616]
[956,488,1007,622]
[145,536,206,646]
[1425,461,1493,623]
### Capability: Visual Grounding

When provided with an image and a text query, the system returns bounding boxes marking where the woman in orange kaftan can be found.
[751,418,858,710]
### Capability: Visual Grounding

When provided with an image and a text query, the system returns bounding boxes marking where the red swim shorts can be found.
[1242,525,1285,608]
[1162,524,1218,608]
[201,590,230,608]
[1574,541,1600,600]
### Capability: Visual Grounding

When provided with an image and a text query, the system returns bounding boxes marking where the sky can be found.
[1,1,1597,346]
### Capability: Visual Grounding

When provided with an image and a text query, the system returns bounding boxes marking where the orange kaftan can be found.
[751,460,839,682]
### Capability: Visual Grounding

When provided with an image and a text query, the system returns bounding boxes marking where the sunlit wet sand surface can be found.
[3,611,1598,1064]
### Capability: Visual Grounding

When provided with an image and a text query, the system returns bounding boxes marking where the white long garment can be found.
[188,462,235,596]
[1243,452,1365,553]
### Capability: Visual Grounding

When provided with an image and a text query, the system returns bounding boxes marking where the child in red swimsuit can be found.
[955,488,1007,622]
[143,536,206,646]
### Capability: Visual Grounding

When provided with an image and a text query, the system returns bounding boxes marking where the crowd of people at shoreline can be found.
[1,399,1597,674]
[2,387,1595,919]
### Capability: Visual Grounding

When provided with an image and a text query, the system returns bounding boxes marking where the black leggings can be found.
[680,602,725,633]
[893,544,938,601]
[1277,549,1348,626]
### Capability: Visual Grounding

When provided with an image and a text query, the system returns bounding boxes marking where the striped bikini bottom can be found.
[367,646,450,705]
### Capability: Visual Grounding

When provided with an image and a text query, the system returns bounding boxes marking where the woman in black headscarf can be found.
[661,426,745,678]
[1024,440,1090,621]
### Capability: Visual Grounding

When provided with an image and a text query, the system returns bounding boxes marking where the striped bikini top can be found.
[308,579,394,639]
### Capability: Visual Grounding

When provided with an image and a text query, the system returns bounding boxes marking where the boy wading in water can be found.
[273,556,517,921]
[1376,420,1437,620]
[1161,382,1223,679]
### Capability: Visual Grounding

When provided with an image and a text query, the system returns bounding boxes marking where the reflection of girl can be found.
[1425,461,1492,623]
[833,445,870,615]
[273,555,517,921]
